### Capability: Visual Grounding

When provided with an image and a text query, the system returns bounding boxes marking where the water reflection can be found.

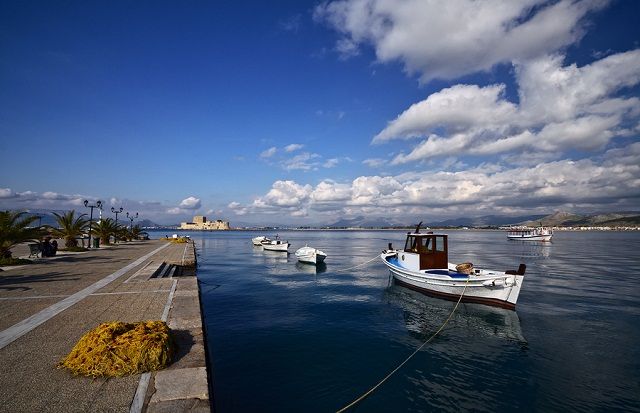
[514,241,552,260]
[295,261,327,274]
[385,284,526,344]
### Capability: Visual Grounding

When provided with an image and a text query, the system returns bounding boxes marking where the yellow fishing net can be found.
[58,321,175,377]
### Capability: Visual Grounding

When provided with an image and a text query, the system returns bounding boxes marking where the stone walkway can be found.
[0,239,209,413]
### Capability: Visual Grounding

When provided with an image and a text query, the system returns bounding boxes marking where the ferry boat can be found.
[506,227,552,241]
[294,246,327,265]
[381,224,526,310]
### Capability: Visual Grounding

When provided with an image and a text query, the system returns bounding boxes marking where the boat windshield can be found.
[404,235,446,254]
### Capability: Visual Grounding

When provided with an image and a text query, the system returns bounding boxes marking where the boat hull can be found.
[295,247,327,265]
[507,234,552,241]
[381,253,523,310]
[262,242,290,252]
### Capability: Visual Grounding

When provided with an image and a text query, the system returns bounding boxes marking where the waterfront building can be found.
[180,215,230,230]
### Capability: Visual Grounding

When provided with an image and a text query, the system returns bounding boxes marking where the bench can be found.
[28,243,42,258]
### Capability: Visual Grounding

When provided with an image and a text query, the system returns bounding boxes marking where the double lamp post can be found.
[83,199,102,249]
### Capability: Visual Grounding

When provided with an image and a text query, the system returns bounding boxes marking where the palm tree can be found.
[115,225,129,243]
[130,224,142,240]
[0,210,45,259]
[51,211,88,248]
[92,218,118,245]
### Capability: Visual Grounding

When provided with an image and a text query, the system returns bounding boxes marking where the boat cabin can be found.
[402,232,448,270]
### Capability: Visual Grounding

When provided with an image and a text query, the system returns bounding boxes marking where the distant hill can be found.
[520,211,640,227]
[328,215,404,228]
[429,214,547,227]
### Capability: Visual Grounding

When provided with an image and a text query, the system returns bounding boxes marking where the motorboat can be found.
[381,223,526,310]
[507,227,552,241]
[252,236,270,246]
[261,235,290,252]
[295,245,327,265]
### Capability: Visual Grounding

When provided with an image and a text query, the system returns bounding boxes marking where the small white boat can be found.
[252,236,270,246]
[295,245,327,265]
[261,235,290,252]
[381,223,526,310]
[507,227,552,241]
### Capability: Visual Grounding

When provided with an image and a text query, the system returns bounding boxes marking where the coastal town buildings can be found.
[180,215,230,230]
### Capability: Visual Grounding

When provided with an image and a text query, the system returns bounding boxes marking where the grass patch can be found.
[58,321,175,377]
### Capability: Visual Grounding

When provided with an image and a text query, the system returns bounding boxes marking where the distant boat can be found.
[507,227,552,241]
[295,246,327,265]
[261,235,290,252]
[252,236,270,246]
[381,223,526,310]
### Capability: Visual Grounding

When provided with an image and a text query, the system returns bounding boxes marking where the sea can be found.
[150,229,640,412]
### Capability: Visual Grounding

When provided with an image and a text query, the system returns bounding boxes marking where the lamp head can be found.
[84,200,88,207]
[96,200,102,208]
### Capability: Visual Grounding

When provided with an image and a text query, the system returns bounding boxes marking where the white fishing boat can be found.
[252,236,270,246]
[381,223,526,310]
[507,227,552,241]
[295,245,327,265]
[261,235,290,252]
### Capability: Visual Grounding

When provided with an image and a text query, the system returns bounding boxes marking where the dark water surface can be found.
[154,230,640,412]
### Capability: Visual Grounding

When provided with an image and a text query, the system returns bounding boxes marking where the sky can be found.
[1,0,639,226]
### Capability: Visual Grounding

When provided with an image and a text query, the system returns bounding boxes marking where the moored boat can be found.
[507,227,552,241]
[252,236,270,246]
[381,223,526,310]
[261,235,290,252]
[295,245,327,265]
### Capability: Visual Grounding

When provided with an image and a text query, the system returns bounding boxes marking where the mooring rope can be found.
[334,254,381,273]
[335,276,471,413]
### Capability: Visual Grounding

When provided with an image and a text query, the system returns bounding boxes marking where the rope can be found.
[336,276,471,413]
[334,254,381,273]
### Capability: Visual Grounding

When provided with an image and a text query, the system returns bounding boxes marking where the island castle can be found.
[180,215,230,230]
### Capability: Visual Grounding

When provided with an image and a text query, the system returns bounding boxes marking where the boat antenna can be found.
[415,221,422,234]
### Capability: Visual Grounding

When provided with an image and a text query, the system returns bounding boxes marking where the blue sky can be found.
[1,0,639,225]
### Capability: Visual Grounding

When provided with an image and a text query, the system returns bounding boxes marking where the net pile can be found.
[58,321,175,377]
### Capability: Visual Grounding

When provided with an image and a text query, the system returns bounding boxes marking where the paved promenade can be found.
[0,240,210,413]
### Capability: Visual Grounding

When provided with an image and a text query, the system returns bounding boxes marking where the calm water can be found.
[154,230,640,412]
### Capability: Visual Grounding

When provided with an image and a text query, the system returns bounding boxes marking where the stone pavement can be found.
[0,239,210,413]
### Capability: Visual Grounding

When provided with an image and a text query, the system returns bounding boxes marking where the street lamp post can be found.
[126,211,138,232]
[111,207,123,243]
[84,200,103,249]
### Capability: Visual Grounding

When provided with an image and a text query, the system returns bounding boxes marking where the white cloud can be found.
[166,207,182,215]
[0,188,16,198]
[282,152,321,171]
[375,50,640,163]
[284,143,304,152]
[229,142,640,219]
[315,0,609,82]
[253,180,313,210]
[178,196,201,210]
[260,147,277,158]
[323,158,339,168]
[362,158,386,167]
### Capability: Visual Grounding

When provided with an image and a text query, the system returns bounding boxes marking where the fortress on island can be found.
[180,215,230,230]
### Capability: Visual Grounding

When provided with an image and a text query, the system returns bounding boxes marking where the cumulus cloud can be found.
[315,0,609,82]
[0,188,16,198]
[178,196,201,210]
[373,50,640,163]
[229,141,640,219]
